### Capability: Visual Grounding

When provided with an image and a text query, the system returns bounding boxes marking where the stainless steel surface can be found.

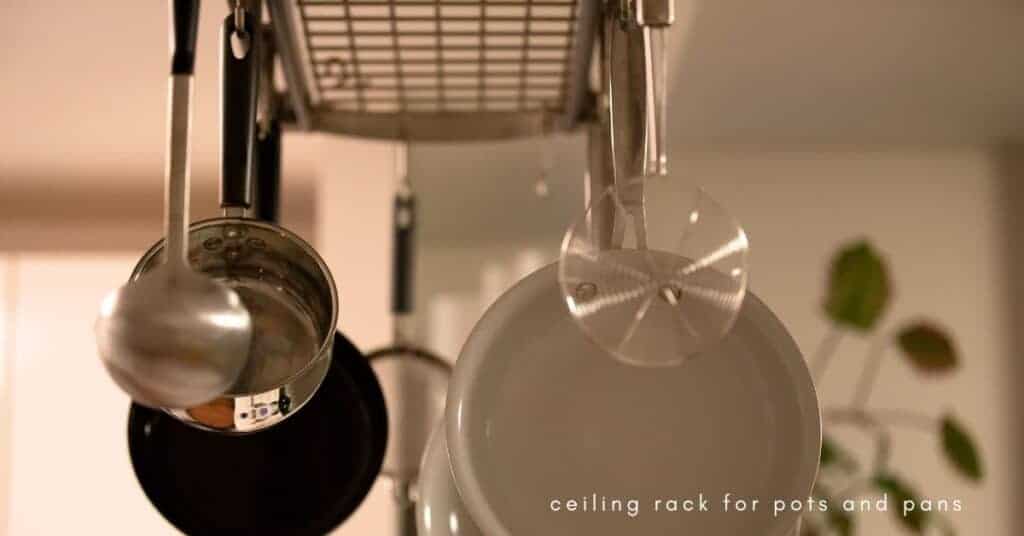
[131,218,338,433]
[268,0,315,129]
[584,0,671,248]
[643,25,667,175]
[268,0,594,141]
[166,76,193,259]
[603,9,647,248]
[635,0,674,26]
[585,119,615,250]
[560,0,600,130]
[95,75,253,410]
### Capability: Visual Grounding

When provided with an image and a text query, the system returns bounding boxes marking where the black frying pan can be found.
[127,331,387,536]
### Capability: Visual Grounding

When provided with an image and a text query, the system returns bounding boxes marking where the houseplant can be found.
[800,241,984,535]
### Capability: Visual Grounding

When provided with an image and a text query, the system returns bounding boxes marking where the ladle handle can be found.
[166,0,199,267]
[392,191,416,315]
[220,9,260,212]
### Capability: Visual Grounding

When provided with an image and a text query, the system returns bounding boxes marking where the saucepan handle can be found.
[255,120,281,223]
[220,7,260,212]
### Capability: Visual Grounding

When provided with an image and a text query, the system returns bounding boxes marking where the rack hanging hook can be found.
[394,141,410,194]
[229,1,254,60]
[234,2,248,38]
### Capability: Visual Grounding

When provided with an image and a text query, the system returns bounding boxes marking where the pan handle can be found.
[220,8,260,213]
[392,190,415,316]
[254,120,281,223]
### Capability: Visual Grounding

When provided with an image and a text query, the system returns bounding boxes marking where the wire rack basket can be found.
[268,0,598,141]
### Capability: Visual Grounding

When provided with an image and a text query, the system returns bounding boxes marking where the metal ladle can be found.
[95,0,252,409]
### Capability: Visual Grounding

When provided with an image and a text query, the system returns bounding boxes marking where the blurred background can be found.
[2,1,1023,534]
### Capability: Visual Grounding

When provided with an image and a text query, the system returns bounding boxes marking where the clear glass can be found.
[559,177,749,366]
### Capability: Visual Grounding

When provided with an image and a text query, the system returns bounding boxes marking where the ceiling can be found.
[669,1,1024,146]
[1,1,1023,210]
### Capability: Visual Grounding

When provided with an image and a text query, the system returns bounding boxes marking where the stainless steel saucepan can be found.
[130,8,336,433]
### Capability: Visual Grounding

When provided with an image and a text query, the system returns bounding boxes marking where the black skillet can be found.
[127,5,387,534]
[128,331,387,536]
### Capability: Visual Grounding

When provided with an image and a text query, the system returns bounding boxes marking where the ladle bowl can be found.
[97,265,252,408]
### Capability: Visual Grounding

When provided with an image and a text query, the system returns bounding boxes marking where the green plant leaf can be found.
[820,435,859,473]
[824,241,891,331]
[874,473,927,532]
[896,323,959,374]
[940,414,984,482]
[799,522,822,536]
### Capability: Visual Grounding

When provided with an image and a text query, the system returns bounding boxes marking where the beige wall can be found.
[681,150,1011,534]
[314,136,398,536]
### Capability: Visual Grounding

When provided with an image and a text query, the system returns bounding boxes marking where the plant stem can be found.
[869,408,936,433]
[835,477,875,501]
[851,336,887,408]
[811,327,844,382]
[823,408,893,473]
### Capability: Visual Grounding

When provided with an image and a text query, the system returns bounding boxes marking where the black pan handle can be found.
[220,10,260,211]
[255,121,281,223]
[170,0,199,75]
[392,192,415,315]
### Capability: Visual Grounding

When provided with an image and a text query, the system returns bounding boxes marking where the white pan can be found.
[417,422,483,536]
[443,261,820,536]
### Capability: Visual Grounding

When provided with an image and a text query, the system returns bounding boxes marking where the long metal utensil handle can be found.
[166,0,199,268]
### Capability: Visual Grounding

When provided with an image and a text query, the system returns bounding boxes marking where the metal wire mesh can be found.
[294,0,580,116]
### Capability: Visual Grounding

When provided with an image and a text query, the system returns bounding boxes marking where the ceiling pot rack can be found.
[242,0,668,150]
[228,0,677,261]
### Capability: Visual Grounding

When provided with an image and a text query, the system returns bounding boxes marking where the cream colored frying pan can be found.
[437,260,820,536]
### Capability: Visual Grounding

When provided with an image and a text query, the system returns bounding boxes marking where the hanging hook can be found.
[234,3,248,37]
[394,141,410,195]
[535,129,555,198]
[229,1,253,60]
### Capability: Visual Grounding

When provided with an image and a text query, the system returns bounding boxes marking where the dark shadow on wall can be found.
[995,144,1024,532]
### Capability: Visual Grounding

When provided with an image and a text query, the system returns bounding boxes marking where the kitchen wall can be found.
[0,144,1017,534]
[0,186,317,534]
[995,145,1024,535]
[0,258,11,535]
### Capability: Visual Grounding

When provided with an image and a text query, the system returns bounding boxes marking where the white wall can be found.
[2,254,176,535]
[0,257,11,534]
[314,135,401,536]
[682,149,1010,534]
